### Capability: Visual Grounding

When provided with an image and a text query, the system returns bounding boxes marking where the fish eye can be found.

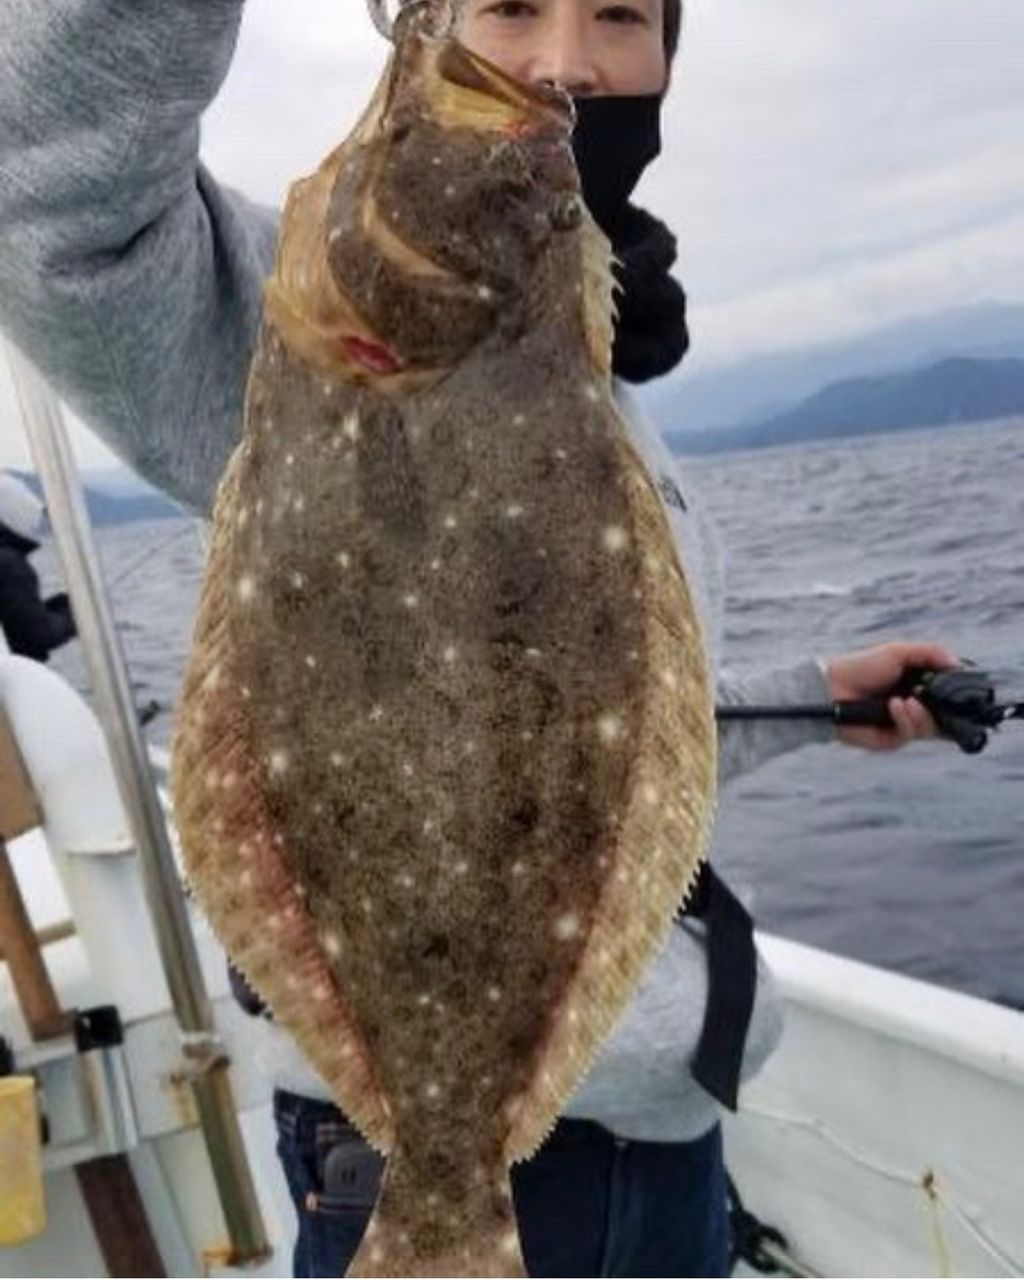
[550,192,583,231]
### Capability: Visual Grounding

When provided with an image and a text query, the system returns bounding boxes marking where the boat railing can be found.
[2,338,269,1265]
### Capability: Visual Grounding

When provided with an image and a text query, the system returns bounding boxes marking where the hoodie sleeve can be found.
[716,656,837,789]
[0,0,279,516]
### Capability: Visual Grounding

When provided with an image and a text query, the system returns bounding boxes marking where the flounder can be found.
[171,3,717,1275]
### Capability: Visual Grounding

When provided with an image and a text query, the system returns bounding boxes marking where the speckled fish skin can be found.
[171,6,717,1276]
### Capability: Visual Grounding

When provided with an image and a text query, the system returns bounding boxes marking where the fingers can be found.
[888,696,940,744]
[889,641,962,672]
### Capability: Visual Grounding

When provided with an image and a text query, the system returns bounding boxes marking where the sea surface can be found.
[40,419,1024,1008]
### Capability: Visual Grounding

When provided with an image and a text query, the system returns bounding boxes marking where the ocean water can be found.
[40,419,1024,1008]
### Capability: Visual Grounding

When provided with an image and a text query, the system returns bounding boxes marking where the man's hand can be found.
[824,641,961,751]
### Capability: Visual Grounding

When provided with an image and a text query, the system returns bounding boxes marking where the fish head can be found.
[264,3,612,388]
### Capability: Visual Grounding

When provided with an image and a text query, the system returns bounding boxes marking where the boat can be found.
[1,343,1022,1278]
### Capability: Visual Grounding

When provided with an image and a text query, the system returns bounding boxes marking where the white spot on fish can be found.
[526,648,542,659]
[293,495,305,513]
[361,897,373,915]
[642,783,660,805]
[423,817,435,835]
[268,750,289,775]
[453,859,469,875]
[237,575,256,603]
[403,593,419,609]
[477,284,494,301]
[443,513,458,530]
[554,447,568,461]
[554,912,580,941]
[205,769,219,790]
[397,872,415,889]
[487,986,502,1002]
[513,413,526,427]
[236,507,249,530]
[583,384,601,403]
[444,183,456,198]
[430,557,442,572]
[285,453,295,467]
[343,412,360,442]
[661,669,679,690]
[304,654,317,670]
[418,995,432,1009]
[402,761,414,777]
[602,525,628,553]
[369,705,384,723]
[521,729,533,742]
[335,550,350,569]
[505,504,525,520]
[443,645,458,664]
[597,712,623,743]
[329,751,344,767]
[511,860,527,877]
[290,570,305,589]
[314,983,331,1002]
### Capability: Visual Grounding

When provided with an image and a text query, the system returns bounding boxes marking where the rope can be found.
[739,1102,1023,1275]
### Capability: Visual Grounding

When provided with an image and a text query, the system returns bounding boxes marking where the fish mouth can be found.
[385,2,575,143]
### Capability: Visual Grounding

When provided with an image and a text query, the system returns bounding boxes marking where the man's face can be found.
[456,0,667,97]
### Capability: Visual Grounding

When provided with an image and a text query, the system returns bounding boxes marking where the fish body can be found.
[171,7,716,1276]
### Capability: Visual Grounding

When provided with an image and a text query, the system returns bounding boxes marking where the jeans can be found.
[273,1089,730,1278]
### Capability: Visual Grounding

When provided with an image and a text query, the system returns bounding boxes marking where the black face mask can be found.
[572,94,662,238]
[571,94,689,383]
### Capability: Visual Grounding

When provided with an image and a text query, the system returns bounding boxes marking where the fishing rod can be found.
[716,664,1023,755]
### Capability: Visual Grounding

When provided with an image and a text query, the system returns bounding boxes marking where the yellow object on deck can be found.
[0,1076,45,1245]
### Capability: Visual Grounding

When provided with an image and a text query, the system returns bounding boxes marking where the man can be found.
[0,0,956,1273]
[0,471,76,661]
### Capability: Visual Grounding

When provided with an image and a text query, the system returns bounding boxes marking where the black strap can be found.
[681,864,757,1111]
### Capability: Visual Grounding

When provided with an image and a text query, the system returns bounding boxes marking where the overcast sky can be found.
[3,0,1023,470]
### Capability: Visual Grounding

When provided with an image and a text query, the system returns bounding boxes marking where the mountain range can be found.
[667,355,1024,455]
[642,298,1024,437]
[10,468,184,526]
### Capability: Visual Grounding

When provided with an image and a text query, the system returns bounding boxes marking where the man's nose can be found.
[526,12,600,96]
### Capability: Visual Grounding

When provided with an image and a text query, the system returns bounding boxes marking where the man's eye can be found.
[485,1,537,18]
[598,5,648,24]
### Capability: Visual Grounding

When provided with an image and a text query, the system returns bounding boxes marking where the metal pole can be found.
[4,341,269,1264]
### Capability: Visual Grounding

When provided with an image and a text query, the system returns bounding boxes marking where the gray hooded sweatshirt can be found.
[0,0,836,1140]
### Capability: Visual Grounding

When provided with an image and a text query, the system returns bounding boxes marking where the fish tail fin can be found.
[345,1148,525,1278]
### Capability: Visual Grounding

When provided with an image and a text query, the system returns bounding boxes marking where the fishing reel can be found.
[837,664,1020,755]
